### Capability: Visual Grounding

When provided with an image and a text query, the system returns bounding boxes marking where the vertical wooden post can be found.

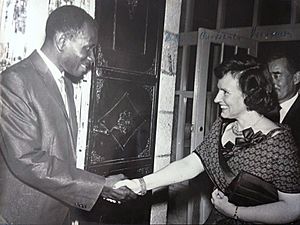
[150,0,182,224]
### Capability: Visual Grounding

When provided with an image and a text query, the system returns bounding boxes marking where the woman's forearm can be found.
[237,192,300,224]
[143,153,204,191]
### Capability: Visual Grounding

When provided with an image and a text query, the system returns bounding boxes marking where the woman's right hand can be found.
[113,179,142,194]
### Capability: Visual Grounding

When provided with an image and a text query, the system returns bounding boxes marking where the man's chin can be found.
[65,72,84,83]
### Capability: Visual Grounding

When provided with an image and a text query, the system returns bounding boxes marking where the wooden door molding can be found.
[79,1,165,224]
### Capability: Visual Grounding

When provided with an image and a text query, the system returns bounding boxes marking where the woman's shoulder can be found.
[265,122,292,137]
[253,117,285,136]
[263,122,298,155]
[208,117,229,134]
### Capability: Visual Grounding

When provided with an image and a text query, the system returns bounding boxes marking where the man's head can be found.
[267,53,300,103]
[43,5,98,77]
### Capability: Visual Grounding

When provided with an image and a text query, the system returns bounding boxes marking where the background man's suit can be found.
[282,95,300,151]
[0,51,105,224]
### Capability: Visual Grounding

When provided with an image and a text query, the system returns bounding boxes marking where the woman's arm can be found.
[239,191,300,224]
[213,189,300,224]
[114,152,204,193]
[143,152,204,190]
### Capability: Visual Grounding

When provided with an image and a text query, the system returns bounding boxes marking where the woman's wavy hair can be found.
[214,54,279,116]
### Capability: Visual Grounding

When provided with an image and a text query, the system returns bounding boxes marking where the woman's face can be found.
[214,72,248,119]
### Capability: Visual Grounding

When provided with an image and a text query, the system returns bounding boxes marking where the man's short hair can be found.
[45,5,97,40]
[266,52,297,74]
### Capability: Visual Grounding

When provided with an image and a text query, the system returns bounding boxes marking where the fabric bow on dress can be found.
[222,128,267,161]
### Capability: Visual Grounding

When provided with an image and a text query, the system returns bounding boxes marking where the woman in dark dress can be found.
[115,55,300,224]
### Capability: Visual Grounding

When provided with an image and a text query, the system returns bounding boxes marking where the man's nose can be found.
[273,79,280,87]
[87,50,95,63]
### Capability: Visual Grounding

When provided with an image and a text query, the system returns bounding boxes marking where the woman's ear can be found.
[293,71,300,85]
[54,32,67,52]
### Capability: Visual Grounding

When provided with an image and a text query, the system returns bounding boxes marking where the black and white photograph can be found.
[0,0,299,224]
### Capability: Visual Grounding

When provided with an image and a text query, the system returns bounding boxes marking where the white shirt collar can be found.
[36,49,69,116]
[280,92,298,122]
[36,49,64,80]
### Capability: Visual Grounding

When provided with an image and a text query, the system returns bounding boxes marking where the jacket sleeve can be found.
[0,70,105,211]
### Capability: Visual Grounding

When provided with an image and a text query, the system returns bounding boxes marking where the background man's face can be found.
[61,22,98,77]
[268,57,296,103]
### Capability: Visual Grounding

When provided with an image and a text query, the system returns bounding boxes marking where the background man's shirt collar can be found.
[280,92,298,122]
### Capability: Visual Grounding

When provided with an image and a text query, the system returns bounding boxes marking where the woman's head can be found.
[214,55,279,119]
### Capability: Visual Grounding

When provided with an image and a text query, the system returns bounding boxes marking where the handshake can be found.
[100,174,147,204]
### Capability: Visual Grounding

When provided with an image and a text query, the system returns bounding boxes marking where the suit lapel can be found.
[29,51,69,118]
[283,95,300,123]
[29,51,77,157]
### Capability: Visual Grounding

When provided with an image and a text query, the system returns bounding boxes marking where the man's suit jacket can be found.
[282,95,300,151]
[0,51,105,224]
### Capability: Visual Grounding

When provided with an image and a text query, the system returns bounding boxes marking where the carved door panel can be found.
[80,0,165,224]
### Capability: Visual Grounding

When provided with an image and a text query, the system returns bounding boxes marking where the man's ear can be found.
[293,71,300,85]
[54,32,67,52]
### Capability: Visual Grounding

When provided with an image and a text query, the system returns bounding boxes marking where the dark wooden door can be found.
[77,0,165,224]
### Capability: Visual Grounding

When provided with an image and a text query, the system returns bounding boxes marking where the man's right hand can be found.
[100,174,137,203]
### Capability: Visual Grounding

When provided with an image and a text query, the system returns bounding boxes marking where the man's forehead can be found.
[74,22,97,40]
[269,58,289,70]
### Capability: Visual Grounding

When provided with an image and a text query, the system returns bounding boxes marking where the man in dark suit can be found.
[267,53,300,150]
[0,5,136,225]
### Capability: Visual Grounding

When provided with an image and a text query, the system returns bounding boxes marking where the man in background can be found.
[267,53,300,150]
[0,5,135,225]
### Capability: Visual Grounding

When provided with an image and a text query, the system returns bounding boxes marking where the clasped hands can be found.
[100,174,142,204]
[103,177,238,218]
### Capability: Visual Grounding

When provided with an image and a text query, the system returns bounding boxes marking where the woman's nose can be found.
[214,92,221,103]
